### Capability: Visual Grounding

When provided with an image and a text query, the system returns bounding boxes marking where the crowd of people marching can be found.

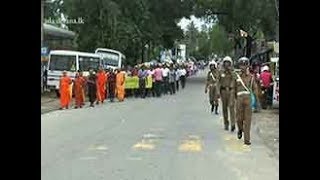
[58,62,199,110]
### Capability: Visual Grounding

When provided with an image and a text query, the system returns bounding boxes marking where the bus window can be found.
[100,52,119,67]
[49,55,76,71]
[121,56,126,67]
[79,56,100,71]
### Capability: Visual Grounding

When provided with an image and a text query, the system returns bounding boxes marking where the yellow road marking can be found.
[88,145,108,151]
[178,135,203,152]
[132,139,156,150]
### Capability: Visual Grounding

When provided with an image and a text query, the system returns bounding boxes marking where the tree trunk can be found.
[245,36,252,58]
[141,43,144,63]
[147,41,151,62]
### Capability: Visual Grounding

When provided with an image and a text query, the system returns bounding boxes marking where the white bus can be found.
[95,48,126,70]
[47,50,101,95]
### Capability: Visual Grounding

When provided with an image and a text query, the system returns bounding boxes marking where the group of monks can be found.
[59,67,126,110]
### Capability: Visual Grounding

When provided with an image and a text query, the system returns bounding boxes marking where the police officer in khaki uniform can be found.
[216,56,237,131]
[205,61,220,114]
[235,57,259,145]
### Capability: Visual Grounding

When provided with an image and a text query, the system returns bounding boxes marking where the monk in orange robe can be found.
[96,67,107,104]
[104,69,110,100]
[74,72,86,108]
[59,71,72,109]
[116,69,126,102]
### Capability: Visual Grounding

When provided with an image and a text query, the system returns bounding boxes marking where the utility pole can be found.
[275,0,279,42]
[41,0,44,93]
[246,35,253,58]
[41,0,44,48]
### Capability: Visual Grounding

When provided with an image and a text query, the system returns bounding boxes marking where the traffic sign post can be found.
[41,47,48,56]
[41,47,49,62]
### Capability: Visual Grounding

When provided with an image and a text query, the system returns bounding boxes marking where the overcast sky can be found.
[178,15,214,32]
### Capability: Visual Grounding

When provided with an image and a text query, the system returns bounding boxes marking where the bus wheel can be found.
[55,90,60,98]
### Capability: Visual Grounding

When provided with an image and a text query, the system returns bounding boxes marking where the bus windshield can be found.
[97,51,119,67]
[49,55,76,71]
[79,56,101,71]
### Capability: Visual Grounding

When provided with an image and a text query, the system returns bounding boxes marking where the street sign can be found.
[41,47,48,56]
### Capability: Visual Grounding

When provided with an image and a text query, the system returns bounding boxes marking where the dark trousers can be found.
[163,77,169,94]
[169,82,176,95]
[154,80,162,97]
[176,80,179,91]
[134,89,139,98]
[151,82,156,97]
[88,85,96,104]
[261,86,273,108]
[139,78,146,98]
[180,75,186,89]
[108,83,115,102]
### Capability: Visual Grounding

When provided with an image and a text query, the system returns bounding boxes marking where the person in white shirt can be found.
[168,65,176,95]
[179,66,187,89]
[162,64,170,95]
[175,66,181,91]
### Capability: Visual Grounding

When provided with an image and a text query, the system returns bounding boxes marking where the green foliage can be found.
[52,0,193,65]
[208,25,233,56]
[43,0,277,63]
[183,23,232,59]
[44,0,63,21]
[193,0,278,40]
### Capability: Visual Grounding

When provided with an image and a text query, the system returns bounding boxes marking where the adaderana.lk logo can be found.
[45,17,84,24]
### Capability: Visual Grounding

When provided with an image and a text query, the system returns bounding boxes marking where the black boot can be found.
[231,125,235,132]
[224,124,229,131]
[214,105,219,115]
[244,141,251,145]
[238,130,243,139]
[211,105,214,113]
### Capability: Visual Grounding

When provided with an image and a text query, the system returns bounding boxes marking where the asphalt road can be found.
[41,70,279,180]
